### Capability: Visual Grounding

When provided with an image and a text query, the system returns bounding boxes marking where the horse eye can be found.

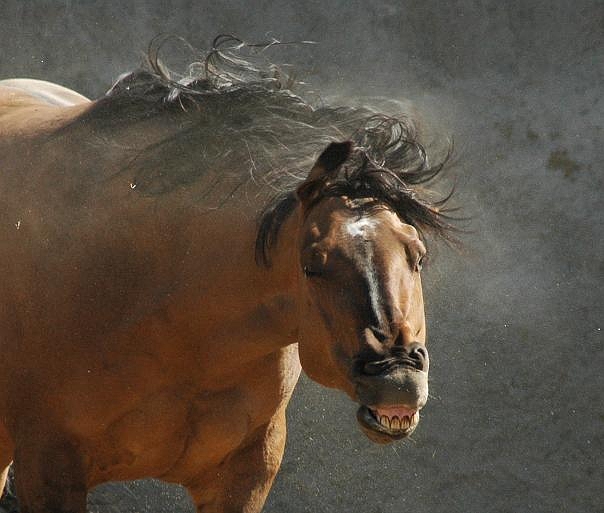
[416,255,426,272]
[303,266,323,278]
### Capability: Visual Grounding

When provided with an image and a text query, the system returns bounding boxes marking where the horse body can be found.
[0,83,302,512]
[0,45,455,513]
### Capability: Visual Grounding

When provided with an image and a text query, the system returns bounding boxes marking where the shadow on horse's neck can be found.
[179,197,304,355]
[260,202,301,291]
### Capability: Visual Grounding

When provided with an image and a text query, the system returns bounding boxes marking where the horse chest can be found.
[87,350,296,486]
[158,353,297,483]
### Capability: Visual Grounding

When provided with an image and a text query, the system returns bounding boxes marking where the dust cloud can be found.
[1,1,602,512]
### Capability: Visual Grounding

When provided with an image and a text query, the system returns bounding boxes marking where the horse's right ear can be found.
[296,141,352,204]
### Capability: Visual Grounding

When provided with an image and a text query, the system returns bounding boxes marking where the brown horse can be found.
[0,40,455,513]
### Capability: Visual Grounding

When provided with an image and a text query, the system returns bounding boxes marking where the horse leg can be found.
[0,464,10,498]
[188,408,287,513]
[0,464,19,513]
[0,423,17,512]
[13,432,87,513]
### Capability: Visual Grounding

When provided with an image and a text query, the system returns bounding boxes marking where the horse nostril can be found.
[407,343,428,370]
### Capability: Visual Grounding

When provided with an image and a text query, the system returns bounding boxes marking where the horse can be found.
[0,37,456,513]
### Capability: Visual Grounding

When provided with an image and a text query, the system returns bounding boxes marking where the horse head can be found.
[294,142,432,444]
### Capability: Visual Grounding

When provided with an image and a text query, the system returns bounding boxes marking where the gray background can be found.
[1,1,603,512]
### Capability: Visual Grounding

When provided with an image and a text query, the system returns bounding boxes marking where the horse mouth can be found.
[356,404,420,444]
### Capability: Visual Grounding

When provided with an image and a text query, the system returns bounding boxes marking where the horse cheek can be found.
[296,294,339,389]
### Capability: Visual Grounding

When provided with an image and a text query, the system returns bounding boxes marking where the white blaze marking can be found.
[345,217,378,238]
[344,218,384,326]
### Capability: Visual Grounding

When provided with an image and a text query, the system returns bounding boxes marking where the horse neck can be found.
[259,203,301,296]
[172,196,302,353]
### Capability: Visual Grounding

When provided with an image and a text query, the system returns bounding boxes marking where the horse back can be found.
[0,79,91,138]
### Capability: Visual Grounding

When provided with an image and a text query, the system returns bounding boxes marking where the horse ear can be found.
[296,141,352,204]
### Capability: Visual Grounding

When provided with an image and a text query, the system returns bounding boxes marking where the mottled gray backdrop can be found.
[1,1,602,512]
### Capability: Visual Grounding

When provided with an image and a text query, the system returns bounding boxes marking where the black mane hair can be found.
[73,35,459,267]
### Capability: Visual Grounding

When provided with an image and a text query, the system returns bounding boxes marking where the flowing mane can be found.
[69,35,457,266]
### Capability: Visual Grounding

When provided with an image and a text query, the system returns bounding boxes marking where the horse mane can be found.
[72,35,458,267]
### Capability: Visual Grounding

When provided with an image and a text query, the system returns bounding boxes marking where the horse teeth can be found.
[391,416,401,430]
[376,412,418,431]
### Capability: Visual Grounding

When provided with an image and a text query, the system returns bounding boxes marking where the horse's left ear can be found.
[296,141,352,204]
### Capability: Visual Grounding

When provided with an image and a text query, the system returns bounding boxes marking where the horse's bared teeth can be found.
[374,410,418,431]
[379,415,390,428]
[391,416,401,430]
